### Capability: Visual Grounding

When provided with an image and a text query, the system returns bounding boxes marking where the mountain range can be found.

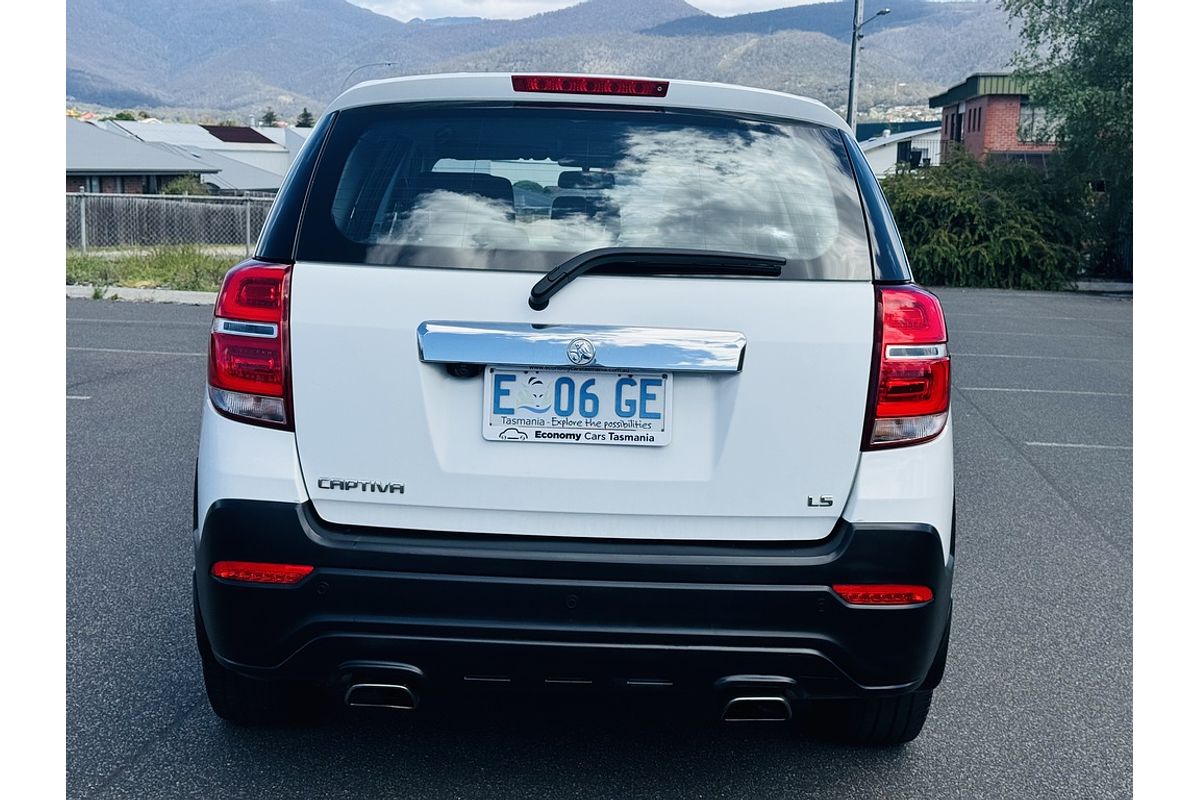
[66,0,1021,121]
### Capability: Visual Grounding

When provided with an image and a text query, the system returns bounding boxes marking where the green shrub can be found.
[880,151,1097,289]
[162,175,210,196]
[66,246,234,292]
[144,245,231,291]
[66,253,117,287]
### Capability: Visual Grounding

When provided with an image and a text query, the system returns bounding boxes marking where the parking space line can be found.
[68,346,206,357]
[945,312,1131,323]
[954,329,1126,339]
[67,395,91,400]
[1024,441,1132,451]
[959,387,1130,397]
[67,318,210,326]
[953,352,1129,363]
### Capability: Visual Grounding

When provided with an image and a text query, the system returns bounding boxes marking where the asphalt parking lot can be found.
[66,288,1132,799]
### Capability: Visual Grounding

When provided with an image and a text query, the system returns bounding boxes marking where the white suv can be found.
[193,73,954,745]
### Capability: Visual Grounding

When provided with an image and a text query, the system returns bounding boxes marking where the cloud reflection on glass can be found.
[365,121,865,277]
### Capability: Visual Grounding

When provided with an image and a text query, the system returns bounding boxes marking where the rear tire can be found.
[804,689,933,746]
[193,584,321,725]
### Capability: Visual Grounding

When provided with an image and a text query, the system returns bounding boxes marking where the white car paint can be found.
[198,73,954,561]
[288,265,875,541]
[328,73,851,133]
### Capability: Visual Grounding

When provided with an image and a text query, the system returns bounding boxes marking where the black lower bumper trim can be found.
[195,500,953,698]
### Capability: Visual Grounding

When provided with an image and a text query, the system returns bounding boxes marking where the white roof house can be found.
[284,126,314,166]
[106,121,292,178]
[860,126,942,177]
[67,118,215,176]
[66,118,217,192]
[150,143,285,193]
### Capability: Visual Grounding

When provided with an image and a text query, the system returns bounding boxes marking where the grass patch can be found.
[66,246,237,292]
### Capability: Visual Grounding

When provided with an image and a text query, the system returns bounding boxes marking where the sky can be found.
[348,1,826,23]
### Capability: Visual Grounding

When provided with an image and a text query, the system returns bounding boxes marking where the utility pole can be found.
[846,0,865,137]
[339,62,399,93]
[846,4,891,139]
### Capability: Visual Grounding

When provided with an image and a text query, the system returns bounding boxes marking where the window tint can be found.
[298,104,871,280]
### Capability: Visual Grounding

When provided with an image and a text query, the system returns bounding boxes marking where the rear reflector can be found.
[211,561,313,585]
[512,75,669,97]
[832,584,933,605]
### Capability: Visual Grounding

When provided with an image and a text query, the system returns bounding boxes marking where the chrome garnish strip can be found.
[417,321,746,373]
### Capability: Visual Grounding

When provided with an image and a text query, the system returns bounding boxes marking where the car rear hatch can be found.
[287,96,876,542]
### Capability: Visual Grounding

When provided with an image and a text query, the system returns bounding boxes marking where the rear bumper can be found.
[195,500,954,699]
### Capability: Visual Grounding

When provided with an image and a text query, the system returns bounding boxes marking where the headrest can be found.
[412,171,514,207]
[550,196,589,219]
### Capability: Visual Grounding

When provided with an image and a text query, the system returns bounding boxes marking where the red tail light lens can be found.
[865,285,950,449]
[211,561,313,585]
[208,260,293,429]
[512,75,669,97]
[209,338,284,395]
[833,584,933,605]
[215,267,286,322]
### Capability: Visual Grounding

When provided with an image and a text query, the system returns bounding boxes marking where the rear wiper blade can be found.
[528,247,786,311]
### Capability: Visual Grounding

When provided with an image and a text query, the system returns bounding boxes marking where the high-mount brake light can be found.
[864,285,950,449]
[511,75,669,97]
[208,259,293,429]
[832,584,934,606]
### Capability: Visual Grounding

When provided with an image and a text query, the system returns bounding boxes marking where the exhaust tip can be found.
[344,683,418,711]
[721,696,792,722]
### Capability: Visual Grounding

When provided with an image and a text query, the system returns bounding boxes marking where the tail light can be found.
[208,259,293,429]
[864,285,950,449]
[512,75,669,97]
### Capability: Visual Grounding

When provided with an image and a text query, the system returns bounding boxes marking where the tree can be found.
[1003,0,1133,277]
[259,107,278,126]
[162,175,210,196]
[103,111,138,121]
[881,150,1095,289]
[296,107,315,127]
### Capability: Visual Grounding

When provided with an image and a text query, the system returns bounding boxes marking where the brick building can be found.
[929,73,1056,164]
[66,118,216,193]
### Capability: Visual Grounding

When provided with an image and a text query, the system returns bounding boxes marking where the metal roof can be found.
[112,121,285,151]
[66,119,217,175]
[110,121,224,147]
[855,120,940,142]
[151,144,284,192]
[860,126,941,151]
[928,73,1032,109]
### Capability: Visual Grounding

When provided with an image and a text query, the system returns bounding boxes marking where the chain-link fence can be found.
[66,193,274,255]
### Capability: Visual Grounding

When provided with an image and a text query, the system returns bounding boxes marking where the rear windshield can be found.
[297,103,871,280]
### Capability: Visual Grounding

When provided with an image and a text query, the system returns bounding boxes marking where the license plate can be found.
[483,367,672,446]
